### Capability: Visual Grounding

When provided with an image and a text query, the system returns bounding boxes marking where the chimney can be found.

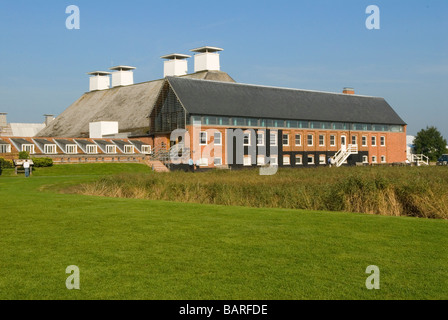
[87,71,111,91]
[0,113,7,127]
[343,87,355,95]
[161,53,191,77]
[190,46,223,73]
[109,66,136,87]
[44,114,55,126]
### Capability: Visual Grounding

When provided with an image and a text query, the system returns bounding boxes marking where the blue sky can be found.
[0,0,447,138]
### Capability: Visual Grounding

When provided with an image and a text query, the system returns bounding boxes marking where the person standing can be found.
[23,159,30,178]
[188,158,194,172]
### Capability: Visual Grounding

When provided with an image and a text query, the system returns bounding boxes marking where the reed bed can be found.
[77,166,448,219]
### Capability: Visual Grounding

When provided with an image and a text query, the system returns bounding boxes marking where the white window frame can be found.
[86,145,98,154]
[362,136,367,147]
[270,132,278,146]
[352,135,357,146]
[200,132,207,145]
[319,155,326,165]
[269,155,278,166]
[124,145,134,154]
[282,134,289,146]
[363,155,368,163]
[307,134,313,147]
[106,145,117,154]
[243,132,251,146]
[295,155,303,165]
[372,136,377,147]
[44,144,57,154]
[380,136,386,146]
[330,135,336,147]
[214,157,222,166]
[257,132,265,146]
[141,145,152,154]
[66,145,77,154]
[283,155,290,165]
[319,135,325,147]
[22,144,35,154]
[199,158,208,166]
[295,134,302,146]
[307,155,315,164]
[381,155,386,163]
[372,156,377,163]
[214,132,222,146]
[0,144,11,153]
[257,155,265,166]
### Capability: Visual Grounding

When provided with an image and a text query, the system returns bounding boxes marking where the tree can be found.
[413,126,447,161]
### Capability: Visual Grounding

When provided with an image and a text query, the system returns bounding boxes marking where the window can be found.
[44,144,57,154]
[141,145,152,154]
[200,132,207,145]
[283,155,290,165]
[371,136,377,146]
[295,134,301,146]
[282,134,289,146]
[22,144,35,154]
[243,155,252,166]
[270,132,278,146]
[106,145,116,154]
[214,132,222,146]
[257,155,265,166]
[86,145,98,154]
[66,145,77,154]
[319,155,326,165]
[362,136,367,147]
[199,158,208,166]
[243,132,251,146]
[330,135,336,147]
[0,144,11,153]
[295,155,302,165]
[269,155,278,165]
[381,156,386,163]
[363,155,368,163]
[352,135,357,146]
[372,156,377,163]
[257,132,265,146]
[380,136,386,146]
[307,155,315,164]
[124,145,134,154]
[319,135,325,147]
[214,157,222,166]
[307,134,313,146]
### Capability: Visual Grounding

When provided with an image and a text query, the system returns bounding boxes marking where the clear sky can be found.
[0,0,447,138]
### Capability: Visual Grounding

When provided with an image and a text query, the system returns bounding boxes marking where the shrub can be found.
[31,157,53,168]
[0,158,14,169]
[19,151,30,159]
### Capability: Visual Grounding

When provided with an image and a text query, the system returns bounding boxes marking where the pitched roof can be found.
[37,71,236,138]
[167,77,406,125]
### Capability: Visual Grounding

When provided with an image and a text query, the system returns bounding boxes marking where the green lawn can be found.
[0,164,447,299]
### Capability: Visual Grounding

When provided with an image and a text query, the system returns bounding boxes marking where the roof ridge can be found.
[167,76,382,99]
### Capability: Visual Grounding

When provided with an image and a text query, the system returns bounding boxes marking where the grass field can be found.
[0,164,447,300]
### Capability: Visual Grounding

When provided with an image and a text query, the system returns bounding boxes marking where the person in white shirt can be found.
[23,160,30,178]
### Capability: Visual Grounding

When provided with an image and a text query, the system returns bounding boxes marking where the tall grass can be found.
[77,166,448,219]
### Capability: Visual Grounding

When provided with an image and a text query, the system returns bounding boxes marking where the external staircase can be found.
[332,144,358,167]
[410,154,429,166]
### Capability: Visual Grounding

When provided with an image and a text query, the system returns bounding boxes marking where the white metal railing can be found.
[333,144,358,167]
[412,154,429,166]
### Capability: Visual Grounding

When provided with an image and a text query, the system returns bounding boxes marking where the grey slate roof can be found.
[0,139,9,145]
[37,71,236,138]
[167,77,406,125]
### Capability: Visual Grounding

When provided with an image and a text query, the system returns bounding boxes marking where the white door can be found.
[341,135,347,151]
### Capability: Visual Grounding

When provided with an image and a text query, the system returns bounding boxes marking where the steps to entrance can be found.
[144,160,170,172]
[332,144,358,167]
